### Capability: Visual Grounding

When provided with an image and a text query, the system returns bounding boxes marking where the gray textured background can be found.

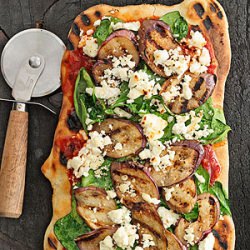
[0,0,249,249]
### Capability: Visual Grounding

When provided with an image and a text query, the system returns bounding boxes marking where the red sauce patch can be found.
[201,145,221,185]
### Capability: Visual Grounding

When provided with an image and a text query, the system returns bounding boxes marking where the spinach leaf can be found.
[110,82,130,109]
[195,165,210,194]
[81,159,113,190]
[93,17,123,45]
[160,11,188,41]
[183,203,199,221]
[54,197,90,250]
[209,182,231,216]
[189,245,198,250]
[74,68,107,131]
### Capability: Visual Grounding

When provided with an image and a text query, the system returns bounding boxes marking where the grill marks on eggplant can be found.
[93,119,146,158]
[132,203,168,250]
[161,73,216,114]
[92,60,112,84]
[138,20,179,77]
[149,141,204,187]
[111,162,159,209]
[165,230,187,250]
[74,187,117,229]
[75,226,118,250]
[163,178,197,214]
[175,193,220,246]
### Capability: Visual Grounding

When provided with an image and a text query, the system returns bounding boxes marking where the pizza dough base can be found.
[42,1,235,249]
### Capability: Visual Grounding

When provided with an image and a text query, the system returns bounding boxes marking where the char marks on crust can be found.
[194,3,205,18]
[203,16,213,30]
[81,14,91,26]
[66,38,74,51]
[71,22,80,36]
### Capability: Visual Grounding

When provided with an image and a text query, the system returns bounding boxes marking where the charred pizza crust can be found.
[41,1,234,249]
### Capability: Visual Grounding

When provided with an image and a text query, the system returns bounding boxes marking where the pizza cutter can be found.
[0,28,65,218]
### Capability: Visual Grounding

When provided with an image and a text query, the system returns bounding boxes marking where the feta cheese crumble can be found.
[100,235,115,250]
[157,207,180,229]
[198,232,215,250]
[184,226,195,246]
[141,193,160,205]
[141,234,155,248]
[188,30,207,49]
[163,186,175,201]
[67,131,112,178]
[111,21,141,31]
[82,37,98,57]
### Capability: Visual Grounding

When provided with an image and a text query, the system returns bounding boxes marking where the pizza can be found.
[42,1,235,249]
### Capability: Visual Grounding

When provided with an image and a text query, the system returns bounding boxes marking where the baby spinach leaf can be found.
[54,197,90,250]
[195,165,210,194]
[160,11,188,41]
[189,245,198,250]
[183,203,199,221]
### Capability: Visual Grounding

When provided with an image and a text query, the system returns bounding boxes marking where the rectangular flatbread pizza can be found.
[42,0,235,249]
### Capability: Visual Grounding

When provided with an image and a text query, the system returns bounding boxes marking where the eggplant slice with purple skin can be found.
[132,202,167,250]
[149,140,204,187]
[98,30,140,65]
[74,187,117,229]
[174,193,220,246]
[75,226,118,250]
[93,118,146,158]
[92,60,113,84]
[165,230,187,250]
[138,20,179,77]
[111,162,159,209]
[161,73,217,114]
[162,178,197,214]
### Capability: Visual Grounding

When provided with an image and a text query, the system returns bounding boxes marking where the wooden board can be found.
[0,0,249,249]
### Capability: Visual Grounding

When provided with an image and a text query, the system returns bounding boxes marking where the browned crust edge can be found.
[41,1,235,249]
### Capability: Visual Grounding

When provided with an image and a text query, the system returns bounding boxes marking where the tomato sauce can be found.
[201,145,221,185]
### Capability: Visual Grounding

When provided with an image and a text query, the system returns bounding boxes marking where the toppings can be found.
[111,162,159,209]
[149,140,204,187]
[162,178,197,214]
[111,21,141,31]
[132,203,167,250]
[93,118,146,158]
[74,187,117,229]
[165,230,187,250]
[187,30,207,49]
[157,206,180,229]
[198,232,215,250]
[175,193,220,246]
[82,36,99,58]
[138,20,179,77]
[75,226,118,250]
[98,30,140,65]
[161,73,216,114]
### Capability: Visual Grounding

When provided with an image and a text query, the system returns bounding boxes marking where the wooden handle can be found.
[0,110,28,218]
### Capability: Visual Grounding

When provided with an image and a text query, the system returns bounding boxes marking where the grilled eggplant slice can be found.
[165,230,187,250]
[132,202,167,250]
[75,226,118,250]
[162,178,197,214]
[98,30,140,65]
[74,187,117,229]
[111,162,159,209]
[138,20,179,77]
[161,73,217,114]
[149,140,204,187]
[93,118,146,158]
[92,60,112,84]
[175,193,220,246]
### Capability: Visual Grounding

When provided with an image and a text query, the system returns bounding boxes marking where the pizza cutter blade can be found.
[0,28,65,218]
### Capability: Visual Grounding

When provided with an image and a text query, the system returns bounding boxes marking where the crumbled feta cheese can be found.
[142,193,160,205]
[140,114,168,141]
[113,107,132,119]
[82,37,98,57]
[161,83,181,103]
[142,234,155,248]
[157,207,180,229]
[188,30,207,49]
[94,84,121,100]
[100,236,115,250]
[128,70,158,100]
[118,181,136,197]
[111,21,141,31]
[114,142,123,150]
[195,173,206,183]
[154,50,169,65]
[199,47,211,66]
[106,190,117,199]
[181,74,193,100]
[184,226,195,246]
[190,59,208,74]
[135,247,143,250]
[67,131,112,178]
[108,206,131,225]
[86,29,94,36]
[198,232,215,250]
[163,186,175,201]
[94,19,101,27]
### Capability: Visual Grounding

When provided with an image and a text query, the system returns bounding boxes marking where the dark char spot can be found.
[209,197,215,205]
[194,77,204,91]
[60,152,68,166]
[212,230,228,249]
[66,39,74,51]
[194,3,205,18]
[67,110,82,132]
[95,10,101,18]
[72,22,80,36]
[217,11,223,19]
[81,14,91,26]
[210,3,217,12]
[203,16,213,30]
[48,238,57,249]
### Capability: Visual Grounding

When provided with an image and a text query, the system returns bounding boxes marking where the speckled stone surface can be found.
[0,0,249,249]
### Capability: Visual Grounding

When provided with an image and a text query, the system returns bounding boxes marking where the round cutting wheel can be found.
[1,29,65,97]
